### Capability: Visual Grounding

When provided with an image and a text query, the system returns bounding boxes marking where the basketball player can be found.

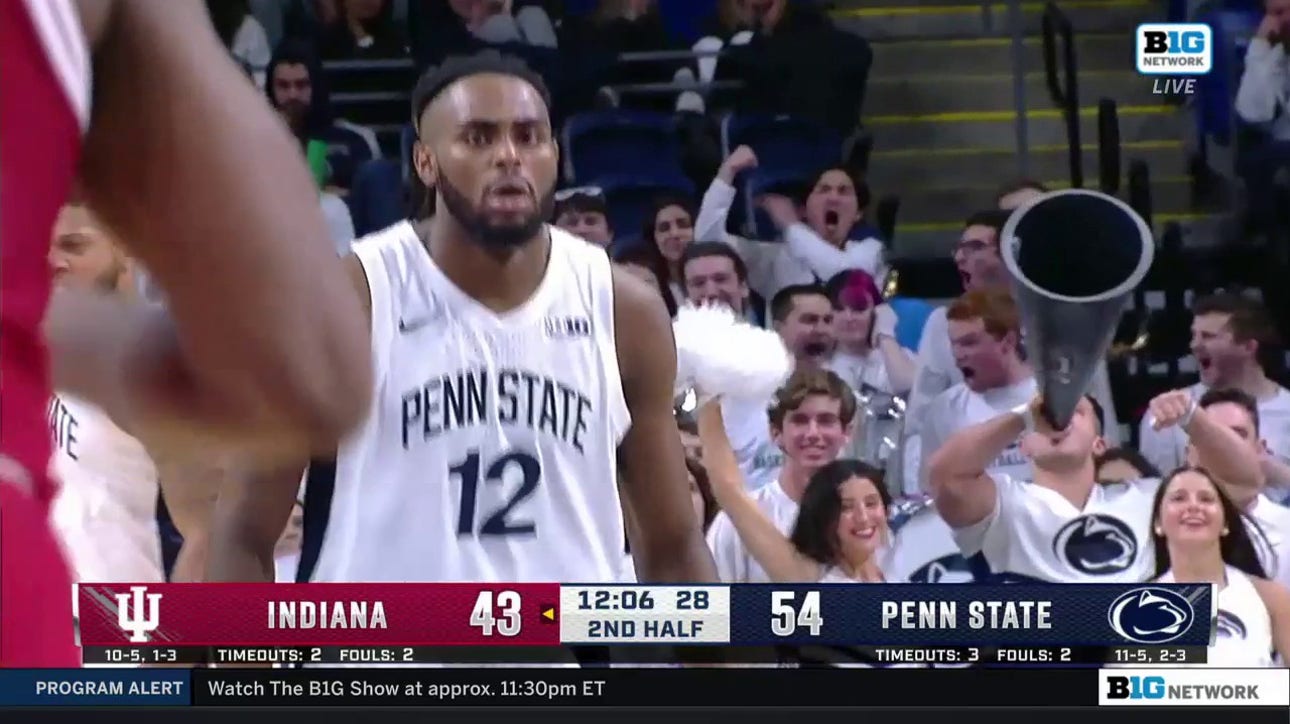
[926,389,1262,582]
[47,203,163,584]
[207,53,716,590]
[2,0,371,666]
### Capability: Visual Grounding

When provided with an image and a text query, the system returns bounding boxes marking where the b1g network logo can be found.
[1136,23,1213,76]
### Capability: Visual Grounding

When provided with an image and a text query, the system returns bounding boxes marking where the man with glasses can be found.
[553,186,613,248]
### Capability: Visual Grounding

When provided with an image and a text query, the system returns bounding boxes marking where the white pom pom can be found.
[672,303,793,402]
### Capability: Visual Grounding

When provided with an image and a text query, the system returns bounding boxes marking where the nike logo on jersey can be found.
[399,317,430,333]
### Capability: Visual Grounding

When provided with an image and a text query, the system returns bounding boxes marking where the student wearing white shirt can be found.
[699,401,890,584]
[1139,293,1290,493]
[915,289,1036,494]
[928,389,1261,583]
[705,369,858,582]
[825,269,915,396]
[905,212,1121,482]
[694,147,886,309]
[1187,388,1290,589]
[680,243,782,487]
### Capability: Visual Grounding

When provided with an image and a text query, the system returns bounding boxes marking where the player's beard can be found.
[438,173,553,250]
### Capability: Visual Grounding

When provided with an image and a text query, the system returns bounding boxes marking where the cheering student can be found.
[1150,466,1290,666]
[696,401,891,583]
[928,389,1262,582]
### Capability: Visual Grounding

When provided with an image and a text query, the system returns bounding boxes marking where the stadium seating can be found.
[1193,8,1259,156]
[562,110,684,183]
[720,113,841,174]
[593,171,696,246]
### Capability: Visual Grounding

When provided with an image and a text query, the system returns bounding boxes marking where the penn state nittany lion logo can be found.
[1216,610,1247,639]
[1107,587,1195,645]
[909,555,975,584]
[1052,514,1138,575]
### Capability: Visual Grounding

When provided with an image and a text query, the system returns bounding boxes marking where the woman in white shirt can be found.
[1151,465,1290,666]
[696,400,891,583]
[641,194,697,310]
[825,269,915,396]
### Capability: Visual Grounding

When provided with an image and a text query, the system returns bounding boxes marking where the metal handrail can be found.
[1096,99,1121,195]
[1040,2,1082,187]
[1005,0,1030,175]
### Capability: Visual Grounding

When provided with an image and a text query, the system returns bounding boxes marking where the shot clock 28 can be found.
[771,590,824,637]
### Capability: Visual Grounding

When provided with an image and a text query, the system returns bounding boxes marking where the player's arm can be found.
[59,0,370,459]
[612,268,718,583]
[205,255,371,582]
[926,403,1030,529]
[149,450,234,582]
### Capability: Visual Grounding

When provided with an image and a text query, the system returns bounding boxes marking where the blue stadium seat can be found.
[348,159,405,237]
[593,171,696,246]
[1195,8,1260,150]
[400,123,416,183]
[887,297,936,352]
[720,113,842,174]
[737,167,817,239]
[656,0,717,43]
[562,111,683,183]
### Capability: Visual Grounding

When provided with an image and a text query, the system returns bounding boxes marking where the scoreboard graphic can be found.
[73,582,1215,666]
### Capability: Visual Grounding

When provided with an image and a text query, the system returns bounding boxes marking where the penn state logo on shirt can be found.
[1215,609,1247,640]
[1107,587,1196,644]
[1052,514,1138,575]
[908,555,975,583]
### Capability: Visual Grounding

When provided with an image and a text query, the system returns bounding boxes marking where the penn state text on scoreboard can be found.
[74,582,1214,666]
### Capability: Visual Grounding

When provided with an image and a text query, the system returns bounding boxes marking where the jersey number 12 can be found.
[451,449,541,536]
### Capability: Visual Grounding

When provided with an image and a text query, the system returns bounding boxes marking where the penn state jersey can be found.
[300,222,631,583]
[1160,566,1275,667]
[913,377,1036,492]
[48,394,162,582]
[952,474,1162,583]
[885,497,975,583]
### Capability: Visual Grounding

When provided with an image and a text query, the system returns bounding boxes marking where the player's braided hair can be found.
[406,51,553,221]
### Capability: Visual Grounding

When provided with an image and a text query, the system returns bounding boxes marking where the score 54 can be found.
[771,591,824,637]
[470,590,523,637]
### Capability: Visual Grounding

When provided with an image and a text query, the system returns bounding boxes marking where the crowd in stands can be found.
[186,1,1290,608]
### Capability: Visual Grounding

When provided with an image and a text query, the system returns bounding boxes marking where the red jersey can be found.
[0,0,91,667]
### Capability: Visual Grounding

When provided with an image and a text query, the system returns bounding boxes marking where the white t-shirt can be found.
[885,498,976,583]
[1160,566,1276,667]
[905,306,1123,446]
[706,480,799,582]
[951,474,1162,582]
[914,376,1036,493]
[828,349,892,397]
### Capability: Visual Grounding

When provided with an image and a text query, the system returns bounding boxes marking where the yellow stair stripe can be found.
[896,212,1207,233]
[867,105,1174,124]
[833,0,1148,18]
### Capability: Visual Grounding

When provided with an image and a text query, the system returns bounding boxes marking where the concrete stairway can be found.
[828,0,1204,260]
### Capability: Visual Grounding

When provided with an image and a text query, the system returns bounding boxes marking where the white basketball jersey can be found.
[49,394,162,583]
[885,498,975,583]
[951,474,1162,582]
[1160,566,1275,667]
[302,222,631,583]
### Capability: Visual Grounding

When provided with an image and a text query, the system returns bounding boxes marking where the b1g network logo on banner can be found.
[1136,23,1213,75]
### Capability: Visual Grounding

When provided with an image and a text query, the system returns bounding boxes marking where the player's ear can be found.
[413,139,437,188]
[1090,434,1107,458]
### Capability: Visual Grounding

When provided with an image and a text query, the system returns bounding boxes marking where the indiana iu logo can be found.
[116,586,162,643]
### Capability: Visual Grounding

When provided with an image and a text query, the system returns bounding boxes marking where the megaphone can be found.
[1000,189,1153,430]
